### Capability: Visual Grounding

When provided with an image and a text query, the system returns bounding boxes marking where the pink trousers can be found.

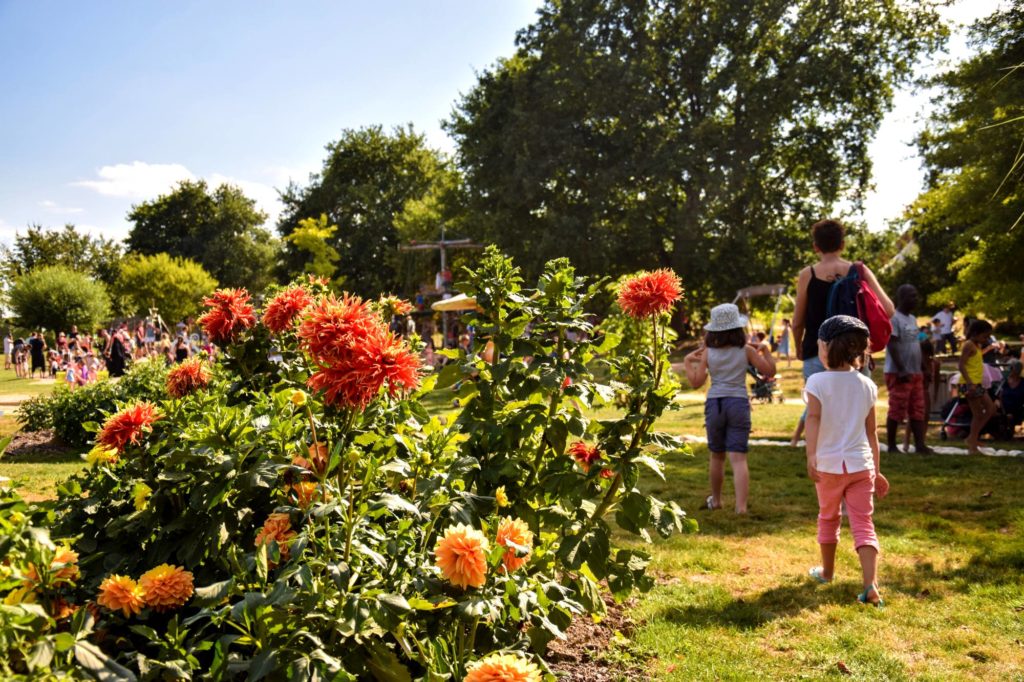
[814,468,879,551]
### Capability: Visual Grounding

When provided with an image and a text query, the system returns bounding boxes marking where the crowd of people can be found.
[4,318,214,389]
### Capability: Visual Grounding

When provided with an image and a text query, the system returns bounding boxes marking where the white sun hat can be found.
[704,303,749,332]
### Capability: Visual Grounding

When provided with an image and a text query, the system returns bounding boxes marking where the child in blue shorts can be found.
[684,304,777,513]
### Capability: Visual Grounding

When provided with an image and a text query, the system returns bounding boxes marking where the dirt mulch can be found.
[3,429,73,458]
[545,592,647,681]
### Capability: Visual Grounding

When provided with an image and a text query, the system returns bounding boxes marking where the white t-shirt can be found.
[805,370,877,474]
[934,310,953,335]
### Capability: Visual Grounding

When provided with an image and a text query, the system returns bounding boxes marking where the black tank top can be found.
[801,266,834,360]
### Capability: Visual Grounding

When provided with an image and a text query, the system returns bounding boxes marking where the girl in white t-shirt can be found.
[804,315,889,607]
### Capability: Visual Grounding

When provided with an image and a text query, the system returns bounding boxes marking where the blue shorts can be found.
[704,397,752,453]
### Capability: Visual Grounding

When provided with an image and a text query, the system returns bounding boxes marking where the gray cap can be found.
[818,315,869,342]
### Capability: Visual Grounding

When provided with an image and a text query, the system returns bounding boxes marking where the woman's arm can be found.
[746,344,776,377]
[805,393,821,481]
[683,347,708,388]
[860,264,895,317]
[791,267,811,360]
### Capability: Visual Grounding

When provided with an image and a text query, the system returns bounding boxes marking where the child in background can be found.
[959,319,996,455]
[805,315,888,606]
[684,304,776,514]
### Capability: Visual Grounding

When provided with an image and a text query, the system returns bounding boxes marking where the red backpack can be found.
[853,262,891,353]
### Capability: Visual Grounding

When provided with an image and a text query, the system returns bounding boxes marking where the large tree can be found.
[277,125,461,297]
[893,2,1024,321]
[127,180,277,293]
[1,224,123,291]
[448,0,945,319]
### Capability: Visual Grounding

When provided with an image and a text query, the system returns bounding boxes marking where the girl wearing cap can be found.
[684,303,776,514]
[805,315,888,607]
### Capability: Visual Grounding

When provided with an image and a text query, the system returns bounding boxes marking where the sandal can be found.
[808,566,832,584]
[704,495,721,510]
[857,584,884,607]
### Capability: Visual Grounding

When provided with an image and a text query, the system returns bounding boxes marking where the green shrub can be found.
[17,359,169,446]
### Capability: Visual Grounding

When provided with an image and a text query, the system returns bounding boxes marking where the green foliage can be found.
[18,359,168,446]
[0,223,124,295]
[284,214,341,281]
[447,0,946,320]
[115,253,218,325]
[8,265,111,333]
[278,125,460,297]
[4,252,693,679]
[127,179,277,292]
[896,3,1024,320]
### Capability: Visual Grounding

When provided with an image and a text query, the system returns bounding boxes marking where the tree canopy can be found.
[0,224,123,292]
[277,125,460,297]
[448,0,946,320]
[127,180,277,293]
[894,2,1024,321]
[114,253,218,326]
[9,265,111,333]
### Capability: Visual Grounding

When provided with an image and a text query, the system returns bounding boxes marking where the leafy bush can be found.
[6,251,693,679]
[18,359,169,446]
[8,265,111,332]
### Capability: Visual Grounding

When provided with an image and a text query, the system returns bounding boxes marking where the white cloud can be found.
[39,199,84,215]
[73,161,284,226]
[72,161,195,199]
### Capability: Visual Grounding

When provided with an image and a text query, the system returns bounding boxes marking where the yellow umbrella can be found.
[430,294,480,312]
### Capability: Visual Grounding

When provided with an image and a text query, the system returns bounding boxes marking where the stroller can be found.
[748,366,784,404]
[940,365,1011,441]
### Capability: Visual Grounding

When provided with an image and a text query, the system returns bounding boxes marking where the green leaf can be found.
[26,638,54,671]
[248,648,279,682]
[634,455,665,480]
[54,631,76,652]
[407,596,457,611]
[74,640,138,681]
[377,593,412,613]
[365,640,412,682]
[193,578,234,607]
[436,361,463,390]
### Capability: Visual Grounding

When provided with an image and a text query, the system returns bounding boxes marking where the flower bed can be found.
[1,249,693,680]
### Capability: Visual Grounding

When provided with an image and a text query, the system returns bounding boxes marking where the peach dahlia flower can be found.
[434,523,489,589]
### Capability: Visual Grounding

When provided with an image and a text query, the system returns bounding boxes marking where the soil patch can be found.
[4,429,73,458]
[545,592,647,681]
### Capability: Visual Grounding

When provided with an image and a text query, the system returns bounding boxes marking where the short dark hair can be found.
[825,331,868,369]
[812,219,844,253]
[705,328,747,348]
[967,319,993,339]
[755,331,766,341]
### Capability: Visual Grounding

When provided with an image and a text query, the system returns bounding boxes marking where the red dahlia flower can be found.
[263,286,314,334]
[198,288,256,344]
[166,357,211,398]
[617,269,683,319]
[567,441,602,473]
[98,402,160,453]
[297,295,380,363]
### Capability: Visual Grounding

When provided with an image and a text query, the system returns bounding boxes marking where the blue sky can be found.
[0,0,1004,244]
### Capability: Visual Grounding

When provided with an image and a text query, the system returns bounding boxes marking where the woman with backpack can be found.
[790,220,894,446]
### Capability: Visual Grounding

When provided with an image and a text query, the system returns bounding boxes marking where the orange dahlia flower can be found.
[255,513,297,562]
[25,547,80,586]
[97,575,145,617]
[299,295,422,408]
[464,652,542,682]
[434,524,489,589]
[617,269,683,319]
[166,357,211,398]
[289,482,322,509]
[567,441,602,473]
[198,288,256,344]
[263,286,314,334]
[139,564,194,613]
[495,517,533,573]
[97,402,160,453]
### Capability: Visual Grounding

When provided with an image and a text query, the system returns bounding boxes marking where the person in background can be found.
[933,303,956,354]
[805,315,888,607]
[777,319,792,366]
[790,219,894,446]
[3,331,11,371]
[174,336,191,364]
[28,331,46,379]
[405,314,416,339]
[999,360,1023,435]
[959,319,996,455]
[884,285,931,454]
[64,359,77,389]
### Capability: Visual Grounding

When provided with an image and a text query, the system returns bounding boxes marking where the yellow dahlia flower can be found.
[464,652,542,682]
[133,483,152,511]
[85,444,119,467]
[495,486,509,508]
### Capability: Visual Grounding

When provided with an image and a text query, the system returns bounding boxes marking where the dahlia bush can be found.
[2,249,692,680]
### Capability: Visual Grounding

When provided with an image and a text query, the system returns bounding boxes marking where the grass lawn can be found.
[631,445,1024,681]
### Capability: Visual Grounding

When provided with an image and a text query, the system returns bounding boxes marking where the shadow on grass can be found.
[1,448,83,464]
